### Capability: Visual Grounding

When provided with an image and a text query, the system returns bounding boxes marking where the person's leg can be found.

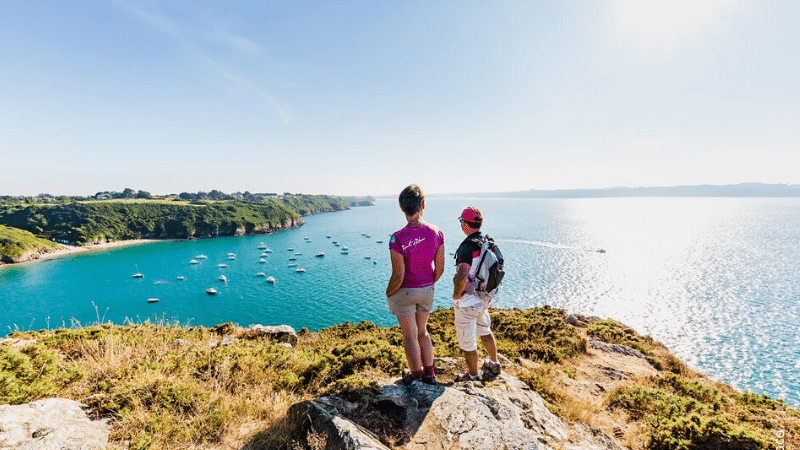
[415,311,433,369]
[397,314,423,376]
[480,334,498,362]
[454,304,481,378]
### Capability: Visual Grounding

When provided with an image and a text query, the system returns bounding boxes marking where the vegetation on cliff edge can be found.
[1,307,796,449]
[0,224,59,258]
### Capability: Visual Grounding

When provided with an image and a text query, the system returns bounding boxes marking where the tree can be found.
[136,190,153,199]
[122,188,136,199]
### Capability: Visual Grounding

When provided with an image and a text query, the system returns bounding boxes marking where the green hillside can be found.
[0,195,350,245]
[0,225,59,258]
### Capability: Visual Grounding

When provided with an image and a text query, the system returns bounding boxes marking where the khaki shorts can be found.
[387,285,435,317]
[454,296,492,352]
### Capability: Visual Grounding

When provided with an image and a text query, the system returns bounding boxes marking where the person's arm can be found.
[386,249,405,297]
[453,262,470,299]
[433,243,445,282]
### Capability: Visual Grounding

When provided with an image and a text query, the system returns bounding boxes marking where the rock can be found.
[588,337,646,359]
[291,374,623,450]
[0,398,110,450]
[242,324,298,345]
[565,314,603,328]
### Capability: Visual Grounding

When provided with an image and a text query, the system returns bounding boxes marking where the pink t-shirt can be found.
[389,223,445,289]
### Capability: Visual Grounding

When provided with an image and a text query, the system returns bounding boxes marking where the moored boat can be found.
[206,288,217,295]
[147,298,159,303]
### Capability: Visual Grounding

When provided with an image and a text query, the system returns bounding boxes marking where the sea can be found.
[2,197,799,407]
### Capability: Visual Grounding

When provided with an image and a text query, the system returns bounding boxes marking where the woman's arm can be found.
[433,243,445,282]
[386,249,405,297]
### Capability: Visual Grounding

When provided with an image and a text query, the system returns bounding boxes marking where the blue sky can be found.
[2,0,798,196]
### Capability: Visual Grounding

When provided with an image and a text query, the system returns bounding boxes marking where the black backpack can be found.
[468,235,505,295]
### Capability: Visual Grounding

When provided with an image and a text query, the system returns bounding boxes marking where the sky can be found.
[1,0,799,197]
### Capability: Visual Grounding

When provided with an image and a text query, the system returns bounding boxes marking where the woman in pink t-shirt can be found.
[386,185,445,384]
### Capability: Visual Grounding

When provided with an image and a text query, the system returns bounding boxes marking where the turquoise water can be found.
[2,197,799,406]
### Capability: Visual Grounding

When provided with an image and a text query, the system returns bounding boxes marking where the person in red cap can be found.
[452,206,501,381]
[386,185,445,384]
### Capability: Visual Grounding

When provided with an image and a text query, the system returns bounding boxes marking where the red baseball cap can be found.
[459,207,482,223]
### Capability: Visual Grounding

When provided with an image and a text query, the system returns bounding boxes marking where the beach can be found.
[0,239,168,266]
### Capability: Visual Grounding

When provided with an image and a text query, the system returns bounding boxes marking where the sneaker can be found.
[456,372,481,382]
[402,369,415,385]
[482,360,502,376]
[421,373,437,385]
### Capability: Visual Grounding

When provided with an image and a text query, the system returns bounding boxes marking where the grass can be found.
[0,224,59,258]
[1,307,797,449]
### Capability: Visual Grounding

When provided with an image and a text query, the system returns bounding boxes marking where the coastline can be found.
[0,239,168,267]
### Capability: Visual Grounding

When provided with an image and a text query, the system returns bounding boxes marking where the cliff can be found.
[0,308,797,449]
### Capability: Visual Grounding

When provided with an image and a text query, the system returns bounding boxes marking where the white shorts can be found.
[454,297,492,352]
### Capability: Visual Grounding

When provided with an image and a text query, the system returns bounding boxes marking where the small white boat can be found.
[258,243,267,249]
[259,259,267,263]
[260,252,269,257]
[376,240,383,244]
[295,268,305,273]
[228,255,236,260]
[256,272,265,277]
[219,264,227,268]
[219,275,227,282]
[264,248,273,253]
[364,256,371,260]
[206,288,217,295]
[196,255,208,259]
[326,235,331,238]
[147,298,159,303]
[304,237,310,240]
[133,273,144,278]
[289,257,296,261]
[228,252,236,256]
[287,248,293,251]
[341,250,349,254]
[341,247,348,251]
[190,259,199,264]
[177,276,185,280]
[287,263,298,267]
[373,260,378,264]
[266,276,276,284]
[294,252,303,255]
[315,252,325,257]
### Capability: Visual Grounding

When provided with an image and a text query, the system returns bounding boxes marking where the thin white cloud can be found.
[112,0,289,123]
[209,27,261,55]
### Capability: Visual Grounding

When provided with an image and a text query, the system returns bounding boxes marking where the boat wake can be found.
[496,238,605,253]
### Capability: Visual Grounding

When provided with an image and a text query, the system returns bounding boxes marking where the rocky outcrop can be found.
[0,245,61,265]
[0,398,111,450]
[288,358,624,450]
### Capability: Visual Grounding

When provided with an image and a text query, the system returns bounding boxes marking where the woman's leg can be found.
[397,314,422,374]
[415,311,433,369]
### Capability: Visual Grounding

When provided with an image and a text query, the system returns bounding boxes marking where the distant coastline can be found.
[430,182,800,198]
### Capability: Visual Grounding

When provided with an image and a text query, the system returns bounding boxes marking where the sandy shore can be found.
[2,239,169,266]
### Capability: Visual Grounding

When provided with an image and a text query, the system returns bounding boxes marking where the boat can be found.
[295,268,305,273]
[287,263,297,267]
[190,259,199,264]
[228,252,236,256]
[315,252,324,257]
[177,276,185,280]
[376,240,383,244]
[294,252,303,255]
[133,264,143,278]
[256,272,265,277]
[341,250,348,254]
[147,298,159,303]
[266,276,276,284]
[365,235,370,238]
[289,257,297,261]
[287,248,293,251]
[326,236,331,238]
[219,275,227,282]
[341,247,348,251]
[373,260,378,264]
[228,255,236,260]
[258,243,267,249]
[206,288,217,295]
[264,248,273,253]
[304,237,310,241]
[219,264,227,268]
[259,259,267,263]
[196,254,208,259]
[260,252,269,257]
